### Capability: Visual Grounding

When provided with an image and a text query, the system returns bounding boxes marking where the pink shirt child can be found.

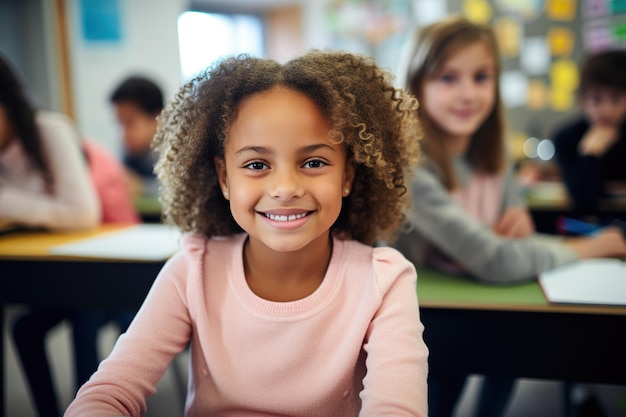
[82,139,140,224]
[65,233,429,417]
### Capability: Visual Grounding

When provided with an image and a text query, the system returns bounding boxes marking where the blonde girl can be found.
[394,16,626,417]
[65,51,428,417]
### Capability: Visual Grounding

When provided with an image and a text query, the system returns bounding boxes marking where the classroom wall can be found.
[66,0,186,155]
[0,0,61,113]
[9,0,613,161]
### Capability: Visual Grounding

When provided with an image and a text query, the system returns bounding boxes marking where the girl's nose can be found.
[270,170,304,201]
[458,78,476,98]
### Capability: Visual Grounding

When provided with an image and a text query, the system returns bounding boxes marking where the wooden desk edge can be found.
[420,300,626,315]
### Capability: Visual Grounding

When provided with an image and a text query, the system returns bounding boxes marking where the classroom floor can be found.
[4,305,626,417]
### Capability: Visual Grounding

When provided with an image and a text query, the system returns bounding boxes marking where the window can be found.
[177,11,264,81]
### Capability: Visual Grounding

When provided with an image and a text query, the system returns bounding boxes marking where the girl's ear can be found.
[342,161,356,197]
[214,157,230,200]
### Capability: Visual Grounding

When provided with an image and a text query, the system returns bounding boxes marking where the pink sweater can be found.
[83,140,140,224]
[65,233,429,417]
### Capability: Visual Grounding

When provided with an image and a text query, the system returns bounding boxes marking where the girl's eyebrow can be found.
[300,144,336,154]
[235,143,336,155]
[235,146,270,155]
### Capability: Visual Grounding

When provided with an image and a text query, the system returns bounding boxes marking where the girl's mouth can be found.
[263,212,310,222]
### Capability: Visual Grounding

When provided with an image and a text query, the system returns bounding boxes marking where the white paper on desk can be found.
[49,224,182,261]
[539,259,626,306]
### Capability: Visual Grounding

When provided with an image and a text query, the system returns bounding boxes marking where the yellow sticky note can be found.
[549,59,579,91]
[546,0,577,21]
[463,0,493,24]
[547,27,575,56]
[550,88,575,111]
[494,17,522,57]
[527,79,548,110]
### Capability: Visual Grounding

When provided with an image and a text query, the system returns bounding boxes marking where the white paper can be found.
[539,259,626,306]
[49,224,182,261]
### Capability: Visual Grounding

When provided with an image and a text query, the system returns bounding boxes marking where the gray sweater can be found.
[392,157,577,284]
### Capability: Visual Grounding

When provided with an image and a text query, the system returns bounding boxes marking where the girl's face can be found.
[420,41,496,145]
[114,101,158,155]
[216,86,354,254]
[581,86,626,127]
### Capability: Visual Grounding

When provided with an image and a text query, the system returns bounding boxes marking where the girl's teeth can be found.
[266,213,307,221]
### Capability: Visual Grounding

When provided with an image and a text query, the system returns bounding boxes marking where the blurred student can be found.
[13,139,141,417]
[109,75,164,198]
[393,16,626,417]
[66,51,428,416]
[553,49,626,213]
[0,53,139,417]
[0,54,99,230]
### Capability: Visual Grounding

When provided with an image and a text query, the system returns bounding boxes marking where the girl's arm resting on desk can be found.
[495,167,535,238]
[564,228,626,259]
[64,250,193,417]
[494,206,535,238]
[360,248,429,417]
[397,168,577,284]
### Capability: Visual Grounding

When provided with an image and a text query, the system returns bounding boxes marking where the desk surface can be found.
[2,228,624,315]
[0,225,128,260]
[2,229,625,400]
[416,268,626,315]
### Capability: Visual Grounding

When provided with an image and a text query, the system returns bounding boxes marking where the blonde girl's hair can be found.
[404,16,505,190]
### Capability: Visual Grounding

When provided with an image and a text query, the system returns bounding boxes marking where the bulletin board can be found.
[323,0,626,159]
[446,0,626,155]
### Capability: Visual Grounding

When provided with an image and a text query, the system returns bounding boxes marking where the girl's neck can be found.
[442,133,472,157]
[243,233,333,302]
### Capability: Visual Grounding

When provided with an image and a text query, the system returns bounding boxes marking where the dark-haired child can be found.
[554,49,626,212]
[109,75,164,197]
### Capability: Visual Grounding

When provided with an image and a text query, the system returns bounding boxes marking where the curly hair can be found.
[153,50,421,245]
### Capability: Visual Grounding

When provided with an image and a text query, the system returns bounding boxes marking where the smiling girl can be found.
[393,16,626,417]
[65,51,428,417]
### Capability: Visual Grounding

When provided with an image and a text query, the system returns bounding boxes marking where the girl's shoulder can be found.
[35,111,76,131]
[34,111,83,150]
[178,231,246,255]
[336,238,416,288]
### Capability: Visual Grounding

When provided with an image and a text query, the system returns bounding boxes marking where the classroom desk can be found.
[2,229,625,415]
[525,182,626,234]
[0,226,167,417]
[134,195,162,223]
[417,268,626,386]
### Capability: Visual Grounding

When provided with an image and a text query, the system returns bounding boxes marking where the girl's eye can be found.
[303,159,327,169]
[475,72,491,83]
[244,161,268,170]
[439,73,456,83]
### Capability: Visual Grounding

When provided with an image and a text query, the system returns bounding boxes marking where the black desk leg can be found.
[1,307,5,417]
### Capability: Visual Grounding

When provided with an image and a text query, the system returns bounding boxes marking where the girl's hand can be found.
[565,227,626,259]
[578,125,618,157]
[494,207,535,238]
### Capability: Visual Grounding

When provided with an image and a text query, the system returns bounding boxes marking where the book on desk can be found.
[539,259,626,306]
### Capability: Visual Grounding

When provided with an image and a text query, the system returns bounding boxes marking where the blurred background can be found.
[2,0,626,416]
[2,0,626,165]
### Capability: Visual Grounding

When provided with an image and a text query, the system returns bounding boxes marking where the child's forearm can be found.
[564,228,626,259]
